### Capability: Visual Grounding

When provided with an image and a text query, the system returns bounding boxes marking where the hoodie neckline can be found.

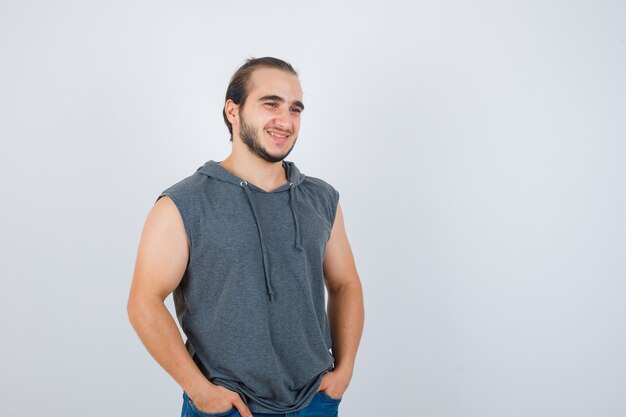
[197,160,304,193]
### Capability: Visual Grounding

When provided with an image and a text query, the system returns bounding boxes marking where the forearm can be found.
[327,279,364,376]
[127,295,213,397]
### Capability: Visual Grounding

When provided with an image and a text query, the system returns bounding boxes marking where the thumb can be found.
[233,396,253,417]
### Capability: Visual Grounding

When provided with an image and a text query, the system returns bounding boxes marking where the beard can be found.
[239,112,297,163]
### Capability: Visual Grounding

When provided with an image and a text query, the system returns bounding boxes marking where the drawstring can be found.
[239,180,304,302]
[289,182,304,251]
[241,180,274,302]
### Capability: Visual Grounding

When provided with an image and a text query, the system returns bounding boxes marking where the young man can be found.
[127,57,364,417]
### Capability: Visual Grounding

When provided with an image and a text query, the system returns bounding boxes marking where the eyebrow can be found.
[258,95,305,111]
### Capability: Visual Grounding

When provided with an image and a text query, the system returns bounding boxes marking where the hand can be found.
[190,384,253,417]
[317,367,352,400]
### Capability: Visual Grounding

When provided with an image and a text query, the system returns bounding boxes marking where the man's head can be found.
[223,57,304,163]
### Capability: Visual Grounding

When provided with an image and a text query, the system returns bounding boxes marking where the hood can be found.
[196,160,306,302]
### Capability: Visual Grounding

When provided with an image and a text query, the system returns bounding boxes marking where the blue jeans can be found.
[181,390,342,417]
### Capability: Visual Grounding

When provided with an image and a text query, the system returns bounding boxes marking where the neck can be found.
[219,153,288,192]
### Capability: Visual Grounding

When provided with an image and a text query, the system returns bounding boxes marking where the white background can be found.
[1,1,625,416]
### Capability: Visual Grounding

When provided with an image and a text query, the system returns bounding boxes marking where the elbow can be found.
[327,274,363,295]
[127,293,140,327]
[127,290,164,329]
[126,291,148,328]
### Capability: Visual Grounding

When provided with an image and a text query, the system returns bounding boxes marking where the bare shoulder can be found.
[150,195,184,228]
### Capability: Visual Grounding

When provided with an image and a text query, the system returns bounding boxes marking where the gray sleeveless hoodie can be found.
[157,159,340,414]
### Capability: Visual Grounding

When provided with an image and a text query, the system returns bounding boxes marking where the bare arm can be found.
[319,202,365,398]
[126,196,252,417]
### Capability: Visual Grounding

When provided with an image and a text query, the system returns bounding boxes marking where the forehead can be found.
[247,67,303,100]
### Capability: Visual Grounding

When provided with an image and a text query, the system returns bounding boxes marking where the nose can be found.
[273,107,292,131]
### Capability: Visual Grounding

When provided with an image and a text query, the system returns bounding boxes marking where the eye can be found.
[290,107,302,113]
[265,102,278,108]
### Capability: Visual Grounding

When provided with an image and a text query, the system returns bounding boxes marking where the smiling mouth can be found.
[266,130,290,141]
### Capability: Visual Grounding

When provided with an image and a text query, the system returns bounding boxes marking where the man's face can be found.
[236,68,304,163]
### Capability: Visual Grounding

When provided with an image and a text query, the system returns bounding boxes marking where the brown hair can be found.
[223,57,298,141]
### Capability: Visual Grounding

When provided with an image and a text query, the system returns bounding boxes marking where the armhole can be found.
[328,186,340,230]
[156,192,193,255]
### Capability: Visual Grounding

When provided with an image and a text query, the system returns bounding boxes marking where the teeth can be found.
[268,131,287,138]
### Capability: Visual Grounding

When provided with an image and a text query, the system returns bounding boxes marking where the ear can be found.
[224,99,240,126]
